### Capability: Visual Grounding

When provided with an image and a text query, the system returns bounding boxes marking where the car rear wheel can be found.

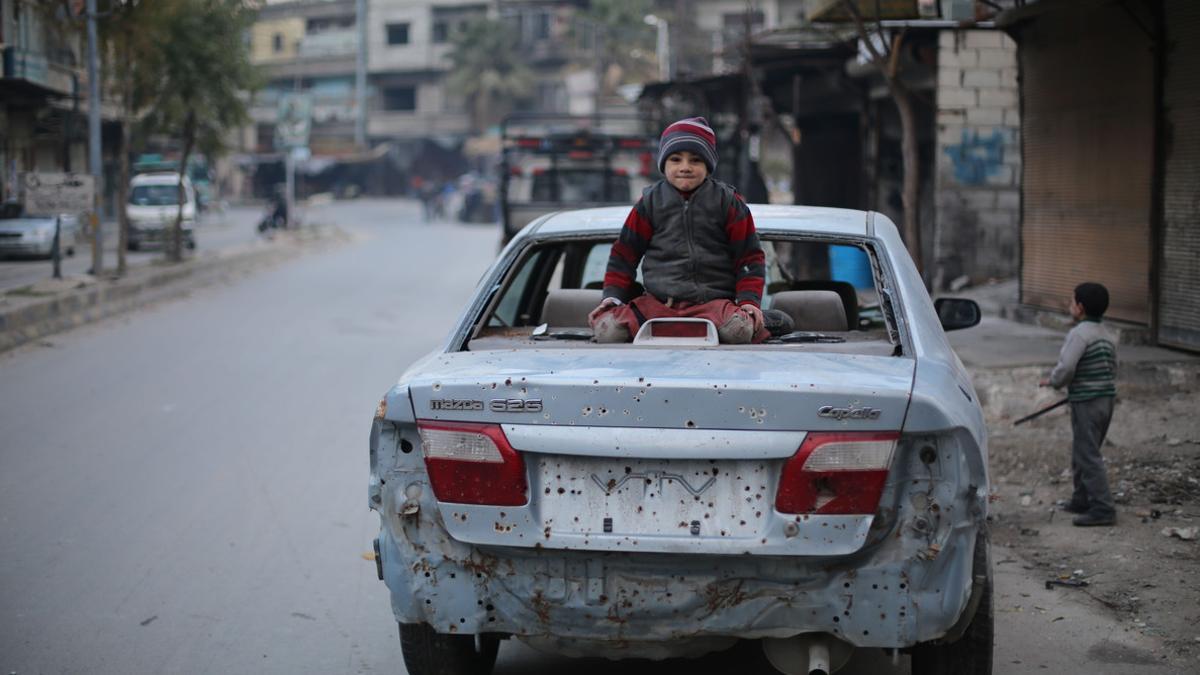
[398,623,499,675]
[910,533,993,675]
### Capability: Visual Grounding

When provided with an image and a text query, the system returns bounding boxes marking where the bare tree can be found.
[841,0,923,274]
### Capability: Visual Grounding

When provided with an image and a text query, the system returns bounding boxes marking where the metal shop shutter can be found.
[1158,1,1200,351]
[1020,5,1153,323]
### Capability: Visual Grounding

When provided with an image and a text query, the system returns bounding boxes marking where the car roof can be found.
[532,204,872,239]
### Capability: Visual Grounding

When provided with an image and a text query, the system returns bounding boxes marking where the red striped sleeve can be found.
[601,199,653,303]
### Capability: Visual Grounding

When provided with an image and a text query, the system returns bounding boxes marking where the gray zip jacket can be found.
[601,178,766,307]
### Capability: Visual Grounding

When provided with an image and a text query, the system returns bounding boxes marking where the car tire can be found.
[910,533,993,675]
[398,623,499,675]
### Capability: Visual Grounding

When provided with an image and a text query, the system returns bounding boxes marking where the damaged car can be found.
[368,204,990,675]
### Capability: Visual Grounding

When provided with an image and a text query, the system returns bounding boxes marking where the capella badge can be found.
[818,405,882,421]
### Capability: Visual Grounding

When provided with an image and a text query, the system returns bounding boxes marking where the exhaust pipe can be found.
[762,634,851,675]
[806,640,830,675]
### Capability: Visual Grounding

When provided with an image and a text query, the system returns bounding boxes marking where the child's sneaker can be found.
[1072,511,1116,527]
[762,309,794,337]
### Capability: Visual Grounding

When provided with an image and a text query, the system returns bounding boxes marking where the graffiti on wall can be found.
[944,130,1006,185]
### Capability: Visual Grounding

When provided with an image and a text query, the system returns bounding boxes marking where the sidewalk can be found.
[943,279,1199,372]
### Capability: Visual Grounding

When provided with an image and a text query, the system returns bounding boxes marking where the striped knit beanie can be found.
[658,117,718,173]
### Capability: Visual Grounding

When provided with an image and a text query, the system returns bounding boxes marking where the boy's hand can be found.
[1038,378,1050,387]
[740,304,765,332]
[588,297,621,326]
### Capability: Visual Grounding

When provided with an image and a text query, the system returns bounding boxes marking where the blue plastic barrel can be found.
[828,245,874,289]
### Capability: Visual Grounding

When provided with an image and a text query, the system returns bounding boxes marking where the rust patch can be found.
[701,579,747,616]
[461,553,499,578]
[531,590,551,624]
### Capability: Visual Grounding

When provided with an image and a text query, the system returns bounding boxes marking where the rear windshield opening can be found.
[467,236,897,355]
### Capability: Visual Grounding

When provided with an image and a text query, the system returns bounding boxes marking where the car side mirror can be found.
[934,298,981,331]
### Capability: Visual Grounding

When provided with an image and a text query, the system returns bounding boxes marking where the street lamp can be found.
[643,14,670,82]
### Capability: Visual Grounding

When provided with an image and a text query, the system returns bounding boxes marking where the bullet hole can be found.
[919,445,937,464]
[400,439,413,454]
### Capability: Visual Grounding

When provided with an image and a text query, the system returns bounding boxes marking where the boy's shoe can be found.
[762,309,795,337]
[1072,511,1116,527]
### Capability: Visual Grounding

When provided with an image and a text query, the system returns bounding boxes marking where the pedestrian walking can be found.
[1040,282,1119,527]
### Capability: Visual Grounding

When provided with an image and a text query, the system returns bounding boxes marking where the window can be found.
[533,10,551,40]
[467,235,893,350]
[382,86,416,111]
[272,33,284,52]
[432,21,449,43]
[432,5,486,44]
[530,169,629,203]
[386,22,410,45]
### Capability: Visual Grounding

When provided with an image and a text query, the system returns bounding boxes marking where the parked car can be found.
[0,201,79,259]
[127,172,196,251]
[369,205,990,675]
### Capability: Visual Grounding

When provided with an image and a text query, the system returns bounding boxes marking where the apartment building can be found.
[365,0,485,139]
[0,0,89,204]
[250,0,360,156]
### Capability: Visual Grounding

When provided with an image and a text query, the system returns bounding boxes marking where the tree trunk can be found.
[893,83,923,275]
[116,25,132,275]
[171,110,196,263]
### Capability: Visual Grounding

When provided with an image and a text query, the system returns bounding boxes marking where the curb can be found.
[0,226,347,353]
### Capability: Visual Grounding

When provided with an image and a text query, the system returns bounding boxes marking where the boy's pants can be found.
[592,295,770,344]
[1070,396,1116,516]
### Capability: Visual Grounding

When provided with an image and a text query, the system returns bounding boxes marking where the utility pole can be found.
[355,0,367,149]
[86,0,103,275]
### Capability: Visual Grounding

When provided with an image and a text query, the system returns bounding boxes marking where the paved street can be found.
[0,199,1182,674]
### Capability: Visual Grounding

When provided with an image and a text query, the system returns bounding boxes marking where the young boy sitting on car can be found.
[588,117,770,344]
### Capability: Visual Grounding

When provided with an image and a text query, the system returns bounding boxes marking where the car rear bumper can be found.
[376,495,979,658]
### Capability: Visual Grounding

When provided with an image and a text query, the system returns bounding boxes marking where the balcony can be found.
[2,46,80,97]
[298,30,357,59]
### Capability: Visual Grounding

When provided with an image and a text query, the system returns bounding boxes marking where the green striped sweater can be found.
[1049,319,1117,401]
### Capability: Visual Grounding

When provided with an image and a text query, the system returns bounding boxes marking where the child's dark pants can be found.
[1070,396,1116,517]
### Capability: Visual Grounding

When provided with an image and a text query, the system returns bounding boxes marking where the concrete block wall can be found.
[933,30,1021,290]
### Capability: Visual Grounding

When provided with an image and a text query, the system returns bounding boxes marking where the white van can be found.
[127,172,197,250]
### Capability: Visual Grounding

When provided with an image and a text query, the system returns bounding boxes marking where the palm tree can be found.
[444,18,534,133]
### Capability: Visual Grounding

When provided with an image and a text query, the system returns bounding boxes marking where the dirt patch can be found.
[979,363,1200,669]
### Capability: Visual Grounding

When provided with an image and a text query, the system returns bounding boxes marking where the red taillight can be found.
[775,432,899,515]
[417,421,528,506]
[509,166,523,176]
